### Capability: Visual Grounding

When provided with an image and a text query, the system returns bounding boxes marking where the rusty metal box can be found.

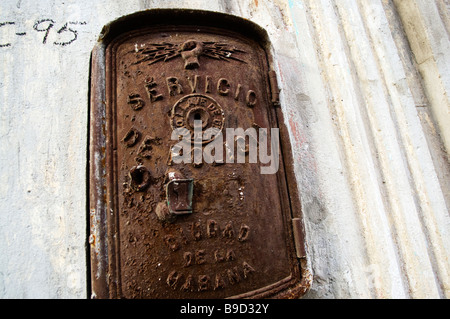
[89,9,309,299]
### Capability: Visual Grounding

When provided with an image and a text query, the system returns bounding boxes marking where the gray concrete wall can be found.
[0,0,449,298]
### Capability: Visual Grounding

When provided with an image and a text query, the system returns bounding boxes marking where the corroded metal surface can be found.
[90,11,308,299]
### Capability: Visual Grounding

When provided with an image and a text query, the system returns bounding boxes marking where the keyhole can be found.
[131,169,143,184]
[187,107,210,129]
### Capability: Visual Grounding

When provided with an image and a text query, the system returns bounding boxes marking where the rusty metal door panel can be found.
[89,10,309,299]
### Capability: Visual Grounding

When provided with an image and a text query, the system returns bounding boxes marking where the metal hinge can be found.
[292,218,306,258]
[269,70,280,107]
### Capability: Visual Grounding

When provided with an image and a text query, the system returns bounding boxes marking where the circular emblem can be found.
[170,94,225,144]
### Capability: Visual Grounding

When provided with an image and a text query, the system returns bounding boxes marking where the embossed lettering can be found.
[217,78,230,96]
[167,270,181,289]
[214,274,226,290]
[190,221,202,241]
[234,83,242,100]
[205,76,212,93]
[178,220,252,242]
[145,77,163,102]
[207,220,218,238]
[198,275,210,291]
[164,235,180,252]
[226,249,236,261]
[227,267,241,285]
[195,250,206,265]
[152,75,258,108]
[238,224,250,242]
[170,94,224,146]
[137,136,155,158]
[181,274,194,292]
[183,250,207,266]
[214,249,224,263]
[167,77,183,96]
[222,222,234,239]
[174,116,185,128]
[213,249,235,263]
[187,75,200,93]
[183,252,193,267]
[178,227,189,245]
[246,90,257,107]
[242,261,256,278]
[127,93,145,110]
[170,261,257,293]
[122,127,140,147]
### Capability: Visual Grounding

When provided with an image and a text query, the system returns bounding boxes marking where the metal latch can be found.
[166,178,194,215]
[155,169,194,222]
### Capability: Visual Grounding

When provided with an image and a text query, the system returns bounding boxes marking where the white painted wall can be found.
[0,0,449,298]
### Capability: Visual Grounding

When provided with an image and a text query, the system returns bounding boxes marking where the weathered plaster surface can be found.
[0,0,449,298]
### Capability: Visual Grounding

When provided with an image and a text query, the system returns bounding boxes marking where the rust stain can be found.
[288,116,302,144]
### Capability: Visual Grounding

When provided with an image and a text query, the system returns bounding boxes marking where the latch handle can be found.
[166,178,194,216]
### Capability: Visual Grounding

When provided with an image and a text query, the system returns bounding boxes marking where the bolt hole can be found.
[129,165,150,191]
[131,169,144,184]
